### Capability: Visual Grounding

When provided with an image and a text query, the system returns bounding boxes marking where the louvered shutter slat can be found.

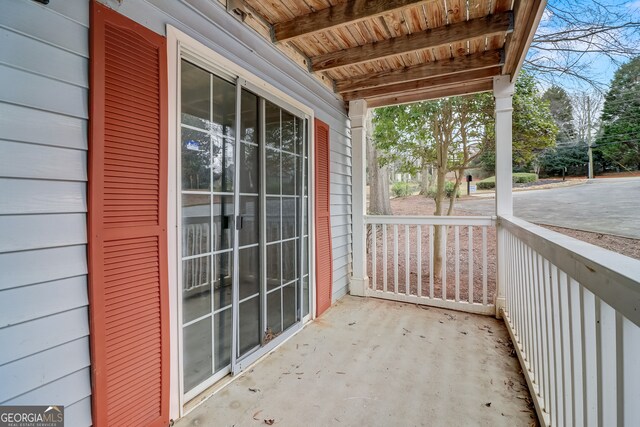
[314,119,333,316]
[88,2,169,426]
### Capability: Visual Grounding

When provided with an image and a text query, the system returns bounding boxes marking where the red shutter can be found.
[314,119,333,316]
[88,2,169,426]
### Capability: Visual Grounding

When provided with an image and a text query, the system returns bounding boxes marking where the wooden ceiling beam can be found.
[365,79,494,108]
[272,0,430,42]
[336,49,504,93]
[311,11,513,72]
[341,67,501,101]
[503,0,545,79]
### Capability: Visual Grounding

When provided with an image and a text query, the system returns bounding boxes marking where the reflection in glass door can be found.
[180,60,236,394]
[180,58,309,398]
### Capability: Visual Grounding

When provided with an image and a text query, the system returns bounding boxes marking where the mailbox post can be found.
[466,174,473,196]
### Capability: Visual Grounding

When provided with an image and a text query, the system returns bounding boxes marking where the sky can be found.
[526,0,640,93]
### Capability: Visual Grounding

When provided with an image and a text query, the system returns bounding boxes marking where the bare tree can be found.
[526,0,640,90]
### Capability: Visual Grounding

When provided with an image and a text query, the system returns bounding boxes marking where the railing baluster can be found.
[417,225,422,297]
[539,255,551,413]
[482,226,487,305]
[615,312,624,426]
[454,225,460,302]
[571,279,585,426]
[405,225,410,296]
[583,288,598,425]
[545,261,557,422]
[372,224,377,292]
[442,225,447,301]
[468,225,473,304]
[429,225,434,299]
[599,300,617,425]
[382,224,387,293]
[393,224,399,294]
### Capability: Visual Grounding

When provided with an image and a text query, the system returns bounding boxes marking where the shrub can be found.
[445,181,459,198]
[391,181,412,197]
[512,172,538,184]
[424,182,459,198]
[477,176,496,190]
[476,173,538,189]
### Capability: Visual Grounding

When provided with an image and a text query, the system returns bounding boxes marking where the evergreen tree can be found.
[480,71,558,172]
[596,57,640,170]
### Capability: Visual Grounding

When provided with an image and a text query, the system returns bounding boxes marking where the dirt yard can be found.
[367,195,640,305]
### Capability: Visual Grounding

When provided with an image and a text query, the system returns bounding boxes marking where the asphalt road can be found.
[457,178,640,239]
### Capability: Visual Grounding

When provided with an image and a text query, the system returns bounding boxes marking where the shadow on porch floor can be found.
[176,296,537,427]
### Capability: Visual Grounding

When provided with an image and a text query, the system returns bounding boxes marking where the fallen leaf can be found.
[336,371,346,375]
[249,388,260,393]
[484,402,492,407]
[348,322,356,326]
[460,331,468,335]
[264,419,275,425]
[253,410,262,420]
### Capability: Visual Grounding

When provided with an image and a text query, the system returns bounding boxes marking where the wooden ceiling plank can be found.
[446,0,466,24]
[311,11,512,71]
[342,66,500,100]
[336,48,504,92]
[273,0,433,42]
[366,79,493,107]
[468,0,490,19]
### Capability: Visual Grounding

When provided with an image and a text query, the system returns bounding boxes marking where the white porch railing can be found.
[500,215,640,427]
[365,215,496,315]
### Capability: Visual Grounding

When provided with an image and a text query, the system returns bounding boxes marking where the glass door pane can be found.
[180,60,310,394]
[263,101,305,340]
[237,89,261,358]
[181,59,236,394]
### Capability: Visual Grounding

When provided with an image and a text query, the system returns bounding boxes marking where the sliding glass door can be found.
[179,58,309,398]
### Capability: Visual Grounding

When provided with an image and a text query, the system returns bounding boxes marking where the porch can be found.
[176,295,535,427]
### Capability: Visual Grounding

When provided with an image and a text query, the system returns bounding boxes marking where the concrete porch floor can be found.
[176,296,536,427]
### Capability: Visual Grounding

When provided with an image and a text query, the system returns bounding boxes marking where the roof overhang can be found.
[220,0,547,107]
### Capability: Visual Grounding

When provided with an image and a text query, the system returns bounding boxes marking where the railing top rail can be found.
[500,214,640,327]
[364,215,496,226]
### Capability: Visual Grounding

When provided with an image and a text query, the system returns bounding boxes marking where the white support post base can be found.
[493,76,515,319]
[349,99,368,297]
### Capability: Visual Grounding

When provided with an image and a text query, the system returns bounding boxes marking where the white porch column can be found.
[349,99,368,297]
[493,75,515,318]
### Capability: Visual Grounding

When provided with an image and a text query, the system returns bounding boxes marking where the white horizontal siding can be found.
[0,245,88,291]
[0,141,86,181]
[0,214,87,253]
[0,0,89,56]
[0,337,91,403]
[3,368,91,408]
[0,179,86,215]
[0,307,89,365]
[0,276,88,328]
[0,64,88,118]
[65,397,93,427]
[0,27,88,87]
[0,103,87,149]
[0,2,91,426]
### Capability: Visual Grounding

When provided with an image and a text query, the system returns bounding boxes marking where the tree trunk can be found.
[446,170,463,215]
[366,114,392,215]
[419,163,432,195]
[432,118,448,278]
